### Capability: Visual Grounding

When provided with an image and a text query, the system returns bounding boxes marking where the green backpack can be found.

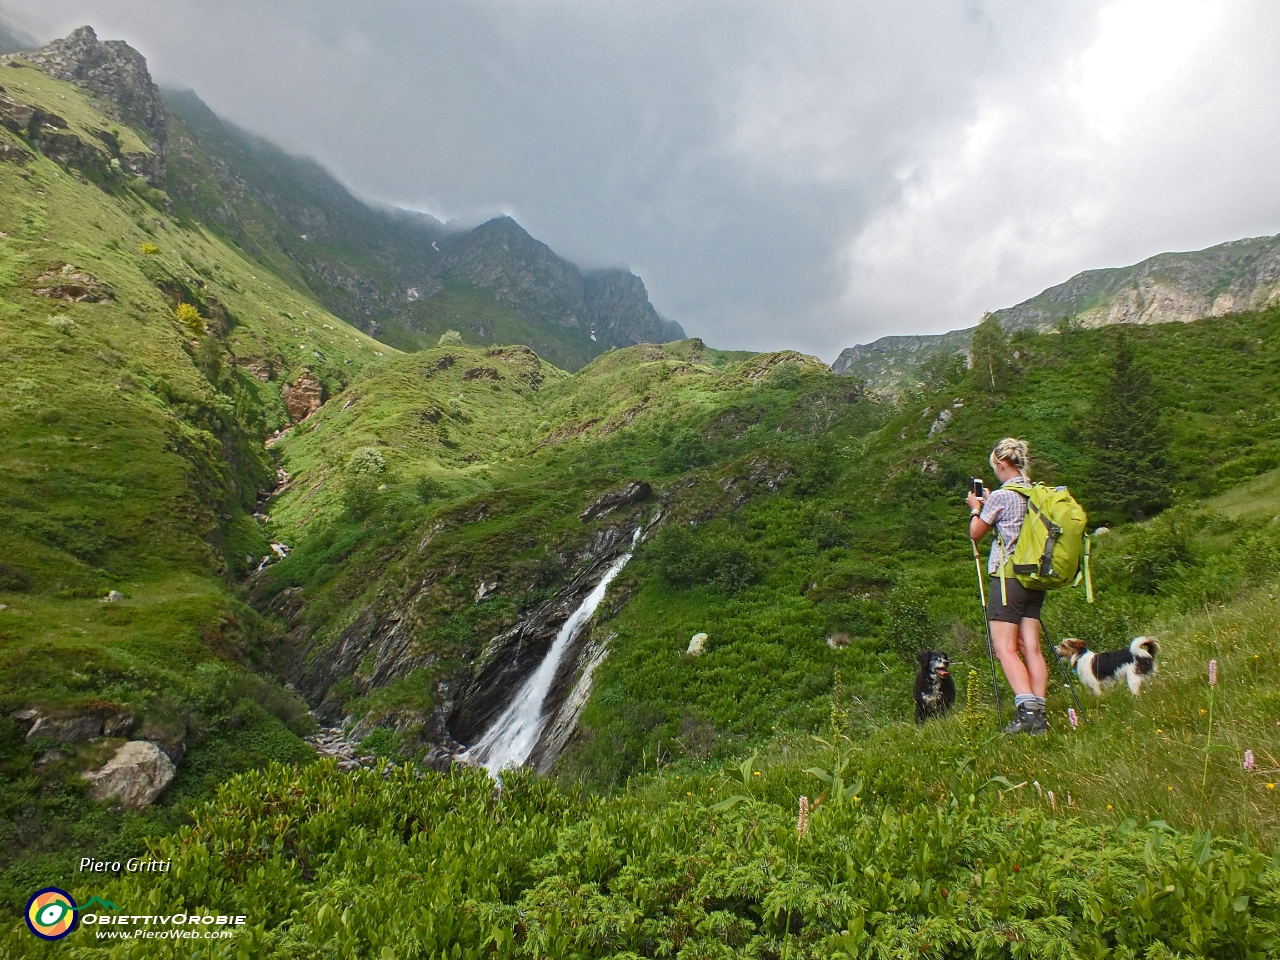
[995,481,1093,603]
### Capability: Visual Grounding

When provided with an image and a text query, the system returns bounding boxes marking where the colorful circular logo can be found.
[26,887,78,940]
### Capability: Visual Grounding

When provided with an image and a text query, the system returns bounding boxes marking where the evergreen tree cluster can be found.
[1082,330,1175,523]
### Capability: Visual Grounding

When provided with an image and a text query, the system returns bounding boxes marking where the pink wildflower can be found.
[1208,659,1218,685]
[1068,708,1078,729]
[797,796,809,838]
[1244,750,1256,772]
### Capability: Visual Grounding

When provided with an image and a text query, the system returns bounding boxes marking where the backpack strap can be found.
[992,481,1030,604]
[1025,497,1063,578]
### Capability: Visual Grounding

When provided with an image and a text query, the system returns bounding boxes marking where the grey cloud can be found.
[5,1,1279,359]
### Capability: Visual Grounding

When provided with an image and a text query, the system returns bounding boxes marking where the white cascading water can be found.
[463,530,639,774]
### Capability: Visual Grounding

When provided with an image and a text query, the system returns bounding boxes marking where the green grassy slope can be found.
[249,305,1280,802]
[43,307,1264,958]
[253,341,846,729]
[0,72,395,908]
[373,278,604,372]
[568,311,1280,794]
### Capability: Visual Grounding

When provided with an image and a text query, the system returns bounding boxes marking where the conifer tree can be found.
[969,312,1010,391]
[1082,330,1174,523]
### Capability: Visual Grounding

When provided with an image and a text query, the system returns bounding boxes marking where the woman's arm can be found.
[969,514,992,541]
[966,488,993,541]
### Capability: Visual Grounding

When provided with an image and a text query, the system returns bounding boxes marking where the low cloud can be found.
[5,0,1279,359]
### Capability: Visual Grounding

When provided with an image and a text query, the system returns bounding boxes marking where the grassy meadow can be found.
[0,77,391,912]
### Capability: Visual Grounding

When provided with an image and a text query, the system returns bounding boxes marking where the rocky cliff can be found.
[992,235,1280,331]
[21,26,167,159]
[438,216,684,349]
[833,233,1280,393]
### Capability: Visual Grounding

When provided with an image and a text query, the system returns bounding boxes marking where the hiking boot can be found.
[1003,702,1048,736]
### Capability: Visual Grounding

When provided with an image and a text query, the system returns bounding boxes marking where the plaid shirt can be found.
[980,477,1030,574]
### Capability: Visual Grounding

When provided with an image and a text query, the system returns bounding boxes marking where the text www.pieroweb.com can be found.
[83,914,247,940]
[95,928,235,940]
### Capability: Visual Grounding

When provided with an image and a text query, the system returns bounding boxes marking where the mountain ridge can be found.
[12,26,683,370]
[834,232,1280,392]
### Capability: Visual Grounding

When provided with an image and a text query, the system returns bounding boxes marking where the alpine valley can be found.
[1,27,1278,958]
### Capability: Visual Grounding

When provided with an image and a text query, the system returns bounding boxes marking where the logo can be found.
[26,887,79,940]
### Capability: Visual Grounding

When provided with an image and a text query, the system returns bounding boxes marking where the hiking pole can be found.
[971,539,1003,728]
[1039,620,1086,722]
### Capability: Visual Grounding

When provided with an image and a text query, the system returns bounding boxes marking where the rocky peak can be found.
[440,216,588,330]
[22,26,167,156]
[583,269,684,346]
[438,216,684,347]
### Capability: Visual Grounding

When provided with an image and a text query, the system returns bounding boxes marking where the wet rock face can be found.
[82,740,174,810]
[580,480,651,522]
[282,370,325,421]
[283,517,643,772]
[23,26,168,158]
[15,708,135,743]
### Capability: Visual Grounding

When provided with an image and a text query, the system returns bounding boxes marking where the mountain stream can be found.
[462,529,639,773]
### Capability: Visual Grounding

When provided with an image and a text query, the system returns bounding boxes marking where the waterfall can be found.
[462,530,639,774]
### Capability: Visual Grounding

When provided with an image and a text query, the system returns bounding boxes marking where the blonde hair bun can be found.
[990,437,1030,475]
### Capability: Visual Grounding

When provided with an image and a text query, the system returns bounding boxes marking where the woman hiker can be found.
[965,437,1048,735]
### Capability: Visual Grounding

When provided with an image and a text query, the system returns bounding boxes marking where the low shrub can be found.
[46,315,76,335]
[646,525,758,593]
[342,447,387,517]
[63,759,1280,959]
[1123,511,1195,594]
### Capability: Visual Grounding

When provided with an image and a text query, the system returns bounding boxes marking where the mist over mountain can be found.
[4,26,680,371]
[161,78,683,370]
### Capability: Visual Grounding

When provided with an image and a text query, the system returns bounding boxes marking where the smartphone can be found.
[971,478,984,499]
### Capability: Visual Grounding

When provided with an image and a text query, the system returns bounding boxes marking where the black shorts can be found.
[987,577,1045,624]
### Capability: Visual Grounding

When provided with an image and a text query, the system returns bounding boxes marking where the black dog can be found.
[914,650,955,723]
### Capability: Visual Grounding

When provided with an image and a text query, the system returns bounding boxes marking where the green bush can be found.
[658,427,711,473]
[645,525,758,593]
[414,475,443,505]
[68,759,1279,959]
[882,576,944,660]
[342,447,387,517]
[1123,512,1195,594]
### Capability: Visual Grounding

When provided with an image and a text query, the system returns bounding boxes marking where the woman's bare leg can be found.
[1018,618,1048,699]
[990,621,1032,696]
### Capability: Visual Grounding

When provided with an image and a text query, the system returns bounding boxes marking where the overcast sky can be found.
[5,1,1280,359]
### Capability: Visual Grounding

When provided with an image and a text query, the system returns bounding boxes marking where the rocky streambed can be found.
[306,726,388,774]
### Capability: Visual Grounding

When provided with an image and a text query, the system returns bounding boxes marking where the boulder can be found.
[0,93,36,132]
[82,741,174,810]
[100,590,123,602]
[138,718,186,764]
[686,633,708,657]
[928,408,953,437]
[236,356,275,382]
[282,370,324,421]
[580,480,651,522]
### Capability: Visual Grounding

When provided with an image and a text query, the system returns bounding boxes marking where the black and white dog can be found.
[1054,636,1159,696]
[914,650,956,723]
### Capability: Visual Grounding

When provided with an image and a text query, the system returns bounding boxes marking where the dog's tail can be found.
[1131,636,1159,660]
